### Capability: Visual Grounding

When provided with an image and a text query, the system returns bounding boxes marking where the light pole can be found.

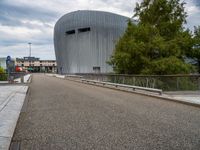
[28,42,32,72]
[28,42,32,57]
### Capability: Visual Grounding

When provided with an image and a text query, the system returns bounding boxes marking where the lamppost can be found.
[28,42,32,72]
[28,42,32,57]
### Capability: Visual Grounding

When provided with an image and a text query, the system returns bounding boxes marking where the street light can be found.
[28,42,32,72]
[28,42,32,57]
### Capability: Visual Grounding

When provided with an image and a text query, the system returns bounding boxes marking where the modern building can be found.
[16,57,57,73]
[54,10,129,74]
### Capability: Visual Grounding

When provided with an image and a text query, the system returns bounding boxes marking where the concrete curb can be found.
[0,86,29,150]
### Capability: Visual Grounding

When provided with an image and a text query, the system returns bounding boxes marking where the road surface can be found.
[11,74,200,149]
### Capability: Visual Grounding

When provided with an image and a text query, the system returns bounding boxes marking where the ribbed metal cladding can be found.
[54,10,129,74]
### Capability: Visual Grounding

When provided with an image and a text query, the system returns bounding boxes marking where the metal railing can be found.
[81,79,162,95]
[76,73,200,91]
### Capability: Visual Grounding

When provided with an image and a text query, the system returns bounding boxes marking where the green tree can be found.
[109,0,194,75]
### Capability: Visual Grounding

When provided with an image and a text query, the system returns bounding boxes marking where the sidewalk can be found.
[0,86,28,150]
[164,91,200,105]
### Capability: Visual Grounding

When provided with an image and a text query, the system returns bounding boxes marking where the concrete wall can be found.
[54,10,129,74]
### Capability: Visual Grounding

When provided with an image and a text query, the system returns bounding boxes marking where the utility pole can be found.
[28,42,32,72]
[28,42,32,57]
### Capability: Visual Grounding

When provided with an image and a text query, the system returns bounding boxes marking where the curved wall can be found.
[54,10,129,74]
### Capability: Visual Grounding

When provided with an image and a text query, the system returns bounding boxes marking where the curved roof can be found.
[54,10,130,30]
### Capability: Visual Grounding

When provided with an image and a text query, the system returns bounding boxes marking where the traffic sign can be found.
[6,56,11,62]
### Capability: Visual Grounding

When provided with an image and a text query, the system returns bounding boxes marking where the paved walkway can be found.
[12,74,200,149]
[0,86,28,150]
[165,91,200,105]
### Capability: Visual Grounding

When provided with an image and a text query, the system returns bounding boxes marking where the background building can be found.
[54,10,129,74]
[16,57,57,73]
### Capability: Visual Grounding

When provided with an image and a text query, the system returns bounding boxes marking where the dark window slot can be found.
[78,27,91,33]
[66,30,75,35]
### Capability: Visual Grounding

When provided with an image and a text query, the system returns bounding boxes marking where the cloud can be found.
[184,0,200,29]
[0,0,138,59]
[0,1,58,27]
[0,43,55,60]
[0,0,200,60]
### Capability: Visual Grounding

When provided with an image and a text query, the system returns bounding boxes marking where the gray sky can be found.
[0,0,200,60]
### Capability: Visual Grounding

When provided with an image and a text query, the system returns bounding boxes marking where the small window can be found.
[93,66,101,73]
[78,27,91,33]
[66,30,75,35]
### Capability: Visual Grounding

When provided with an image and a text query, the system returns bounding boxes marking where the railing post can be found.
[176,77,179,91]
[146,78,149,88]
[132,77,135,86]
[152,78,155,89]
[21,76,24,83]
[198,76,200,90]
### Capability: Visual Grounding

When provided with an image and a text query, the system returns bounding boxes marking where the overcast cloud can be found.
[0,0,199,60]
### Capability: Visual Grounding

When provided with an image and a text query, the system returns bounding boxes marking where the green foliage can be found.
[0,67,5,73]
[109,0,195,75]
[0,67,7,81]
[187,26,200,73]
[142,56,192,74]
[155,77,198,91]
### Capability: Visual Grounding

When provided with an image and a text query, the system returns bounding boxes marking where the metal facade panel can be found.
[54,10,129,74]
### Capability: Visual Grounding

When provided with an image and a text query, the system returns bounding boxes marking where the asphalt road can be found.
[11,74,200,150]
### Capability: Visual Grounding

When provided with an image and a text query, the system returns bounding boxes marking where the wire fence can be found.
[76,73,200,91]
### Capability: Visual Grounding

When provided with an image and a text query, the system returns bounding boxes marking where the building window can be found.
[78,27,91,33]
[93,66,101,73]
[66,30,75,35]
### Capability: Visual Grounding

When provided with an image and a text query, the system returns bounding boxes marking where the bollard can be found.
[9,76,14,83]
[21,76,24,83]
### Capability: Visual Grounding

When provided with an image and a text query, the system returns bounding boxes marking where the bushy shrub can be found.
[0,67,7,81]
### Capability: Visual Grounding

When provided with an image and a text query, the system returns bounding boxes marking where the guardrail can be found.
[81,79,163,95]
[77,73,200,91]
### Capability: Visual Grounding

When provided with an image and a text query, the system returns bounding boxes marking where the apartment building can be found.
[16,57,57,73]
